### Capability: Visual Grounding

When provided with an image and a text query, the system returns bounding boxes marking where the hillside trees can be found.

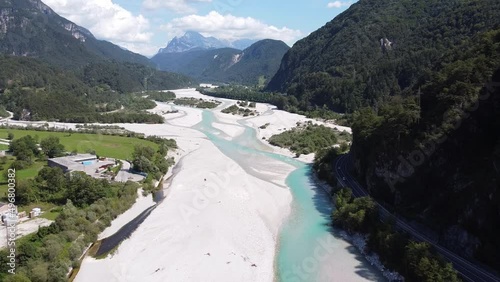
[266,0,500,114]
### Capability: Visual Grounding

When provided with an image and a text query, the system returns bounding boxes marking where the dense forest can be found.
[267,0,500,113]
[351,28,500,272]
[262,0,500,273]
[0,56,192,122]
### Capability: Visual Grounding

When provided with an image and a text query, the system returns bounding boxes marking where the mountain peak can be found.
[158,32,257,54]
[183,30,204,39]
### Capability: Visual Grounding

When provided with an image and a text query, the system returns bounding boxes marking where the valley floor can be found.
[10,88,366,282]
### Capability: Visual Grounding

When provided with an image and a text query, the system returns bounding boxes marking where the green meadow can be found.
[0,129,158,160]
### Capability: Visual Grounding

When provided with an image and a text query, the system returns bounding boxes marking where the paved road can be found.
[334,154,500,282]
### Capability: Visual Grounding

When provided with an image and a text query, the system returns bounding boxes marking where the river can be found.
[89,104,383,281]
[194,110,383,281]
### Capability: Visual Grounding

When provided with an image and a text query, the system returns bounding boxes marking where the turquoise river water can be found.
[194,111,382,282]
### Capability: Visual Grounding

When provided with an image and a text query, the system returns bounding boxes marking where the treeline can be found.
[132,138,176,179]
[131,136,177,193]
[199,85,291,109]
[146,91,176,102]
[173,98,220,109]
[0,124,144,140]
[79,61,194,94]
[199,86,352,124]
[221,105,256,117]
[120,96,157,111]
[55,111,164,124]
[332,188,460,282]
[8,135,65,170]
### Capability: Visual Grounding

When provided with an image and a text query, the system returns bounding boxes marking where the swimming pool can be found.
[82,160,95,166]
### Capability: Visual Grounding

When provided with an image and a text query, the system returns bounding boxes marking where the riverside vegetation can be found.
[268,123,351,156]
[0,127,176,281]
[331,188,460,282]
[313,149,461,281]
[221,101,257,117]
[173,98,221,109]
[199,86,352,125]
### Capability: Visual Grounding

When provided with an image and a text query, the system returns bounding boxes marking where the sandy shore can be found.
[60,88,355,282]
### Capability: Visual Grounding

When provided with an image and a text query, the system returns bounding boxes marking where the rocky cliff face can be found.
[62,22,93,42]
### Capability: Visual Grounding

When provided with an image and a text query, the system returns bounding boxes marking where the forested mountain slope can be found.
[0,0,196,121]
[351,29,500,273]
[0,56,194,121]
[0,0,151,67]
[267,0,500,113]
[268,0,500,273]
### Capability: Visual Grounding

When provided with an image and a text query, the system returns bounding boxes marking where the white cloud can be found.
[43,0,156,55]
[161,11,302,45]
[143,0,212,14]
[327,1,351,8]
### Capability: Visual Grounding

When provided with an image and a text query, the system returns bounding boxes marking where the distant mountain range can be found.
[0,0,292,90]
[153,39,289,86]
[158,31,256,54]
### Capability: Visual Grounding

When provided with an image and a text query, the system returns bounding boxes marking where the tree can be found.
[405,242,460,282]
[17,239,42,265]
[3,274,31,282]
[332,190,377,233]
[131,145,156,173]
[334,188,353,207]
[40,136,65,158]
[36,167,66,202]
[7,132,14,140]
[9,135,39,162]
[15,180,39,205]
[66,172,107,207]
[27,260,49,282]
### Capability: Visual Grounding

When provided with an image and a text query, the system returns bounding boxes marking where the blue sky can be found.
[42,0,355,56]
